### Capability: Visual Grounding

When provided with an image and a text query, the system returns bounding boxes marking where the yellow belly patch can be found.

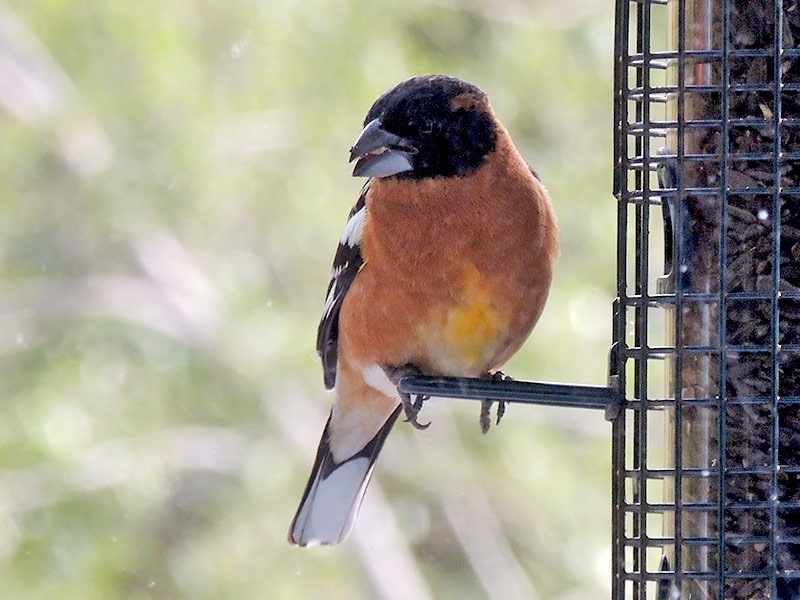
[444,265,504,370]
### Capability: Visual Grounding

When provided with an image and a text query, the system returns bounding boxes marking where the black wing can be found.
[316,182,369,389]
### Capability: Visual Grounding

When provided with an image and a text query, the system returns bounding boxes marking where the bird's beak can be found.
[349,118,416,178]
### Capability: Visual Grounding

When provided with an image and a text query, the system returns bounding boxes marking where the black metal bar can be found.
[397,375,616,412]
[717,2,731,596]
[673,0,687,592]
[770,3,784,598]
[611,1,630,597]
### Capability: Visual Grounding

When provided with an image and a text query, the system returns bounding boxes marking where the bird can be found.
[288,74,559,547]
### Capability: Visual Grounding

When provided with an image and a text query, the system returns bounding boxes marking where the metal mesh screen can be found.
[612,0,800,598]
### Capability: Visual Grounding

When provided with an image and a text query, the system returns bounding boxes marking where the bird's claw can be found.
[479,371,511,434]
[384,364,432,430]
[403,393,431,430]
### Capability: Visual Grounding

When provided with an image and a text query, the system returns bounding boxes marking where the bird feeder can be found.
[613,0,800,598]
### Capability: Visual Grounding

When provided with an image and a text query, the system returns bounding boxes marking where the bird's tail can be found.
[288,405,402,546]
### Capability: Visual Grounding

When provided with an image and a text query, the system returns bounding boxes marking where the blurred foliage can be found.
[0,0,617,598]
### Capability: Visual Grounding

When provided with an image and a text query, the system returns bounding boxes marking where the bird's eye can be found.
[419,118,434,135]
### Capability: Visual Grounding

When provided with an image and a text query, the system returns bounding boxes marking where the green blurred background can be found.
[0,0,616,598]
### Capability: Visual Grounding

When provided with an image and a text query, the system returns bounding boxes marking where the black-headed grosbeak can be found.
[289,75,558,547]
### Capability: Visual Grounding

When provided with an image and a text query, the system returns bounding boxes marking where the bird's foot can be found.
[403,392,431,430]
[383,364,431,430]
[479,371,511,434]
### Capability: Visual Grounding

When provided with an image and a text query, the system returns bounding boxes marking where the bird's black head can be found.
[349,75,498,180]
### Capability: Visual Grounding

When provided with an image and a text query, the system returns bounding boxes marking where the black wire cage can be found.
[613,0,800,598]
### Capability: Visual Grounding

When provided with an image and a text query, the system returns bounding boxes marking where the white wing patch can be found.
[340,205,366,248]
[322,279,338,318]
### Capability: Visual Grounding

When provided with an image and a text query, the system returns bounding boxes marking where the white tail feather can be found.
[289,406,401,546]
[289,456,373,546]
